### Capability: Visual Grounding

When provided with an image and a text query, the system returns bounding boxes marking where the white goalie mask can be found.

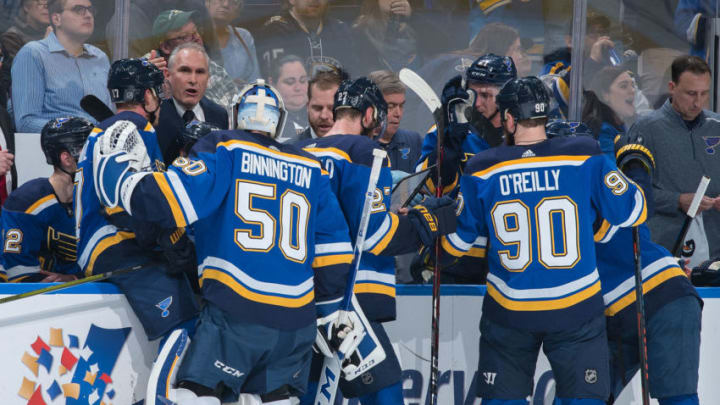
[233,79,287,138]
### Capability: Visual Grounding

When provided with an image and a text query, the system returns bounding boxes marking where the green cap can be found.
[152,9,197,38]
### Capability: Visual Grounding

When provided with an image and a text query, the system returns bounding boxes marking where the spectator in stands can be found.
[352,0,416,72]
[0,0,23,34]
[256,0,360,77]
[0,47,15,205]
[675,0,713,59]
[11,0,111,133]
[293,67,344,142]
[369,69,421,173]
[0,0,51,64]
[625,55,720,258]
[269,54,308,142]
[156,42,229,166]
[205,0,260,86]
[583,66,637,156]
[148,9,237,108]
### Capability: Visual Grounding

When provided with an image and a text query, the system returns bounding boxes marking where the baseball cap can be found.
[152,10,197,38]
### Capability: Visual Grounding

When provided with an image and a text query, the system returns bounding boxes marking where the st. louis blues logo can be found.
[156,296,173,318]
[703,136,720,154]
[400,147,410,160]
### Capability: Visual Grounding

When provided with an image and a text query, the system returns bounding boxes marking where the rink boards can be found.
[0,283,718,404]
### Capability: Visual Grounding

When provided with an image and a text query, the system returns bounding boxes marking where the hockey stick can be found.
[81,95,115,122]
[0,263,146,305]
[315,148,388,405]
[631,226,650,405]
[399,68,444,405]
[671,176,711,256]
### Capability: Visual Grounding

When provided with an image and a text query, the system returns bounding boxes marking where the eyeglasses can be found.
[211,0,242,6]
[33,0,48,8]
[65,5,96,17]
[167,31,201,44]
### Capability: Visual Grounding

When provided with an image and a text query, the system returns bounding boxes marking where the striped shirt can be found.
[11,31,111,132]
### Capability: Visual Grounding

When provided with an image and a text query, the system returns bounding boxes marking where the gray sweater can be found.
[626,99,720,256]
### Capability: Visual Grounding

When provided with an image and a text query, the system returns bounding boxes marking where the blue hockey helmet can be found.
[497,76,550,123]
[41,116,94,165]
[181,120,220,153]
[108,58,165,104]
[234,79,287,138]
[334,77,388,132]
[466,54,517,87]
[545,120,593,139]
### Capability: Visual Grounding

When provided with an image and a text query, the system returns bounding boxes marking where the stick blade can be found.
[399,68,441,112]
[81,95,114,122]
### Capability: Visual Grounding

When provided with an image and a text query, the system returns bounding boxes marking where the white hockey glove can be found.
[315,295,365,360]
[93,120,152,208]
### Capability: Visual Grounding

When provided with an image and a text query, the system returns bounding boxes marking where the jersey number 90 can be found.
[491,197,580,272]
[234,180,310,263]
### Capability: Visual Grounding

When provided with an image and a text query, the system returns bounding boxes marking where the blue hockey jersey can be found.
[75,112,166,276]
[1,178,79,282]
[98,130,354,331]
[300,134,425,322]
[595,222,699,326]
[442,136,647,332]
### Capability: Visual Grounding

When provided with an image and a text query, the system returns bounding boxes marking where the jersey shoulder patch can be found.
[3,178,56,214]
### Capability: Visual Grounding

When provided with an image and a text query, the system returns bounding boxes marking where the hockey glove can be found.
[407,195,458,247]
[156,228,200,291]
[691,258,720,286]
[441,75,475,127]
[315,296,366,361]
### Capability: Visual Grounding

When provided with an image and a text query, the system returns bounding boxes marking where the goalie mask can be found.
[234,79,287,138]
[334,77,388,137]
[41,116,93,167]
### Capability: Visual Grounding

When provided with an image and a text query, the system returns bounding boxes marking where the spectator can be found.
[156,42,229,166]
[11,0,111,133]
[0,45,15,203]
[293,67,344,142]
[148,9,238,108]
[0,0,23,34]
[0,0,51,64]
[205,0,260,86]
[369,69,421,173]
[255,0,360,77]
[625,55,720,259]
[674,0,713,58]
[352,0,416,72]
[269,54,308,142]
[583,67,636,156]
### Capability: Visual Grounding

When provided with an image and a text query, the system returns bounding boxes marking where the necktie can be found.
[183,110,195,124]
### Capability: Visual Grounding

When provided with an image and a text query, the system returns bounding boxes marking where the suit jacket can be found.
[156,97,229,166]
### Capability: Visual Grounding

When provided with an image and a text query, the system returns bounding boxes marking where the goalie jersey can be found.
[1,178,79,282]
[75,112,166,276]
[300,135,425,322]
[102,130,353,331]
[442,136,647,331]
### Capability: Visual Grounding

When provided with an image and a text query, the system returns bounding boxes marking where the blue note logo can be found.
[156,296,173,318]
[400,147,410,160]
[703,136,720,154]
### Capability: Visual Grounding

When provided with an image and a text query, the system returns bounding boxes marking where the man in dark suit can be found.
[157,42,228,166]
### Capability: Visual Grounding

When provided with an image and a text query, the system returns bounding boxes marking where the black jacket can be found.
[156,97,228,166]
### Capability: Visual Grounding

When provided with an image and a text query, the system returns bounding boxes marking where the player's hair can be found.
[270,54,305,84]
[582,66,627,137]
[671,55,711,83]
[368,70,405,96]
[335,108,362,122]
[168,42,210,70]
[469,22,519,56]
[308,70,343,100]
[517,118,547,128]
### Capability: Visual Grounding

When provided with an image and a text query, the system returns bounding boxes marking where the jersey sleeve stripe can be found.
[78,224,116,268]
[152,173,188,228]
[473,156,589,179]
[200,256,315,296]
[604,267,686,316]
[0,272,6,282]
[356,269,396,285]
[303,147,352,163]
[487,281,601,311]
[200,269,315,308]
[354,283,396,297]
[5,265,40,280]
[312,254,354,268]
[105,206,125,215]
[441,235,468,257]
[24,194,56,215]
[487,269,599,300]
[84,231,136,276]
[467,247,486,258]
[366,213,400,255]
[603,256,681,305]
[618,189,647,228]
[593,220,612,242]
[315,242,353,255]
[165,171,198,224]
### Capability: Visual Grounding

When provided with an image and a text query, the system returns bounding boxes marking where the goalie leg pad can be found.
[147,328,190,405]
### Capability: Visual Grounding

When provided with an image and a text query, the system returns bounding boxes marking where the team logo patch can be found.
[400,147,410,160]
[585,369,598,384]
[156,296,173,318]
[703,136,720,154]
[361,372,374,385]
[682,239,697,258]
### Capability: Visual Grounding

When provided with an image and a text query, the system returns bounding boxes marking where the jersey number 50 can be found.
[234,180,310,263]
[492,196,579,272]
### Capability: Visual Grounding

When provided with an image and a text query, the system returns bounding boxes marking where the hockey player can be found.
[91,79,364,405]
[440,76,647,404]
[75,58,199,342]
[0,117,91,282]
[595,135,701,405]
[297,77,457,404]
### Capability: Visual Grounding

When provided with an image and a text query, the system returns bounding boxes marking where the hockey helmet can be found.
[108,58,166,104]
[497,76,550,123]
[234,79,287,138]
[181,120,219,153]
[40,117,94,166]
[466,54,517,87]
[333,77,388,130]
[545,120,593,139]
